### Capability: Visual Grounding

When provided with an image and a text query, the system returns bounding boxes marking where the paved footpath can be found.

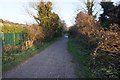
[3,37,77,78]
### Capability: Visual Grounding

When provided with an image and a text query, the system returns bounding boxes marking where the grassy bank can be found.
[68,37,95,78]
[2,38,58,73]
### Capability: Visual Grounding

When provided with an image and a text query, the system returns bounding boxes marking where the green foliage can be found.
[99,2,120,28]
[3,40,55,72]
[68,38,95,78]
[33,1,63,39]
[92,50,120,78]
[34,1,53,27]
[2,26,25,33]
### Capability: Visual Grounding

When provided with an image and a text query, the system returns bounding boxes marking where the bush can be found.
[26,25,45,44]
[69,25,78,38]
[69,11,120,78]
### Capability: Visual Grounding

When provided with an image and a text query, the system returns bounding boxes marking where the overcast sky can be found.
[0,0,119,27]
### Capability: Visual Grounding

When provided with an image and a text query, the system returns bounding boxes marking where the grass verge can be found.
[2,38,58,73]
[68,37,95,78]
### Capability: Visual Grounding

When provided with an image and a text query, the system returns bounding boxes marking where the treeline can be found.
[69,1,120,78]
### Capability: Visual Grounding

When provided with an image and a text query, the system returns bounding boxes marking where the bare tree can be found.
[78,0,102,17]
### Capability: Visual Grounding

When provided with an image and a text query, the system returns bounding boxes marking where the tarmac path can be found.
[3,37,77,78]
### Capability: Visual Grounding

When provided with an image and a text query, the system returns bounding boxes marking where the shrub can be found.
[26,25,45,44]
[71,11,120,78]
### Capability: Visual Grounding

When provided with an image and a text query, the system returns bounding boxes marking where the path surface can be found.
[3,37,77,78]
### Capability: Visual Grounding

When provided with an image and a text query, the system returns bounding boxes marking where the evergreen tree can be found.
[99,1,115,28]
[33,1,63,39]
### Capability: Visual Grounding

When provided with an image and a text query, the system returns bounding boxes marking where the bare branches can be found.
[78,0,101,16]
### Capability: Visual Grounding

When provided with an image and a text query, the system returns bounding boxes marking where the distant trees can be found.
[33,1,63,39]
[60,20,68,33]
[69,24,78,37]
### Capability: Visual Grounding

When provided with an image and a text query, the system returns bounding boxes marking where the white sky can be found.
[0,0,119,27]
